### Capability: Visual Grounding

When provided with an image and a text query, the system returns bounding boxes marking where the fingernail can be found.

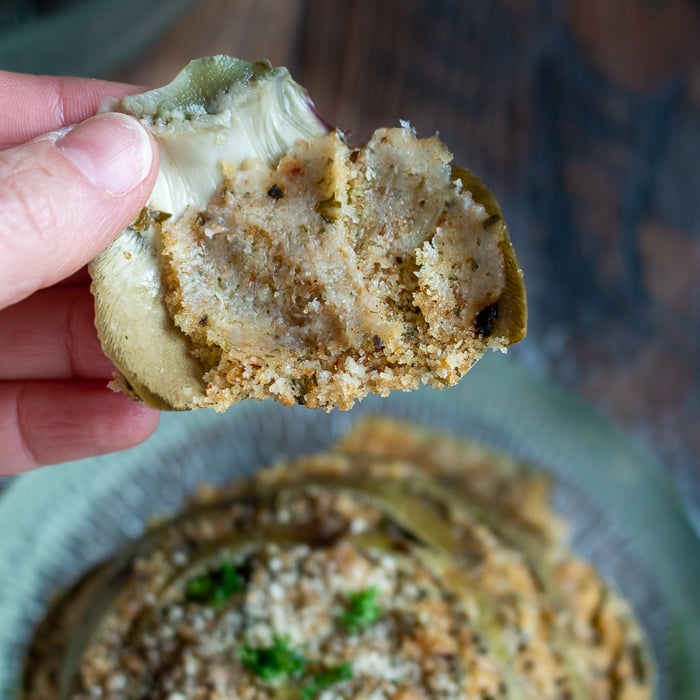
[57,112,154,196]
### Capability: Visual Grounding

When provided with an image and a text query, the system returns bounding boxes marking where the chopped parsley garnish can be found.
[315,196,342,223]
[301,662,354,699]
[239,636,307,682]
[342,586,381,633]
[184,561,242,606]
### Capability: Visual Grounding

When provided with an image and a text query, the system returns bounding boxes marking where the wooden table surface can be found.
[110,0,700,515]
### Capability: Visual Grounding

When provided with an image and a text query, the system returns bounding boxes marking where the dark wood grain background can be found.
[112,0,700,514]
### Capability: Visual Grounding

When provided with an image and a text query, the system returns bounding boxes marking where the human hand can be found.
[0,70,161,475]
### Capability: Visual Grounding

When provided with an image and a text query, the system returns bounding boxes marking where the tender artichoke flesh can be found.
[89,56,526,411]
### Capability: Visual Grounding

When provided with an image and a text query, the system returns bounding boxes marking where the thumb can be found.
[0,112,157,308]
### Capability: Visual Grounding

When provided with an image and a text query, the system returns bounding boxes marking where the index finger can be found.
[0,70,143,149]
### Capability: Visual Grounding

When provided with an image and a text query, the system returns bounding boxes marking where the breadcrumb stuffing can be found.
[162,127,513,410]
[23,419,651,700]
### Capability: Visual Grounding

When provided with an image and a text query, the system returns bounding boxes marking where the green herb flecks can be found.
[184,561,243,606]
[315,196,341,223]
[342,586,382,633]
[240,636,308,683]
[301,662,354,699]
[132,207,172,233]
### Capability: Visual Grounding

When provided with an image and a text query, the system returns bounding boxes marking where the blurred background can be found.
[2,0,699,522]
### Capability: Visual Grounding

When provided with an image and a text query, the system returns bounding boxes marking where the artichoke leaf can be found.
[90,57,331,409]
[451,165,527,345]
[90,56,526,411]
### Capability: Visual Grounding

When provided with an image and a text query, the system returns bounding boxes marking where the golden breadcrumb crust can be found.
[162,128,513,410]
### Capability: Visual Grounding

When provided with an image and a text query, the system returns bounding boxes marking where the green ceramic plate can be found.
[0,353,698,698]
